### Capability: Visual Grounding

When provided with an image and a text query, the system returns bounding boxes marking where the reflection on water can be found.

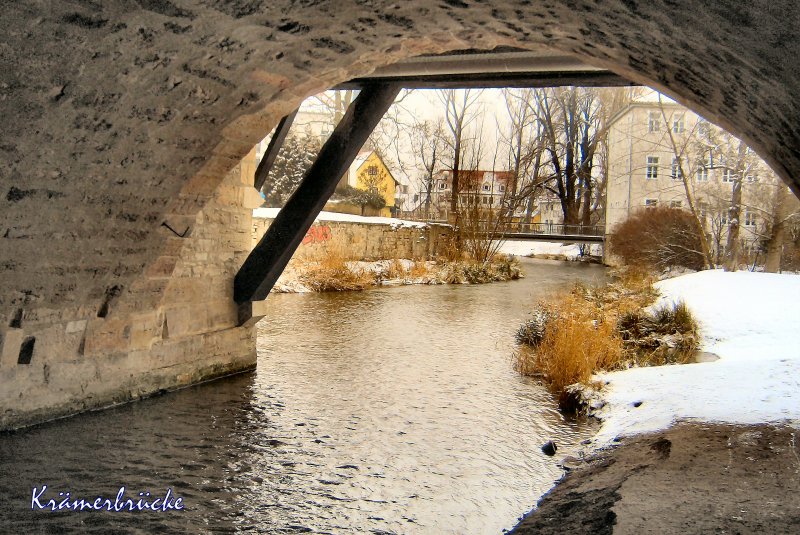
[0,259,605,534]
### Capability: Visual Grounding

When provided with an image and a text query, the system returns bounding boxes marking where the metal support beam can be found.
[253,109,297,191]
[333,50,634,90]
[335,71,630,90]
[235,83,401,321]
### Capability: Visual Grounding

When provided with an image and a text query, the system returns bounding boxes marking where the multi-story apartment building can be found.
[425,169,514,219]
[605,94,782,259]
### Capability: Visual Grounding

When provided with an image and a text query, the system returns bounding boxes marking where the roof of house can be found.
[353,150,400,184]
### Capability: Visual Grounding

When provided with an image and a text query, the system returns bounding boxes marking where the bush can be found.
[609,207,705,271]
[513,278,700,412]
[515,309,552,347]
[513,293,624,408]
[332,184,386,210]
[297,248,373,292]
[618,300,699,365]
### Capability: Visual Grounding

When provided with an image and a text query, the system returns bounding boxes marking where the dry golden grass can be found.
[298,246,373,292]
[514,272,699,411]
[514,293,624,406]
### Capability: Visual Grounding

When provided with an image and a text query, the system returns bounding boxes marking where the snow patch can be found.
[253,208,432,229]
[591,270,800,445]
[499,240,602,260]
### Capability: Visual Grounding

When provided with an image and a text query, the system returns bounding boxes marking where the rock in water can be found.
[542,440,558,456]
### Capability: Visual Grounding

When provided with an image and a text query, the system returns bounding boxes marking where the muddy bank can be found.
[511,422,800,534]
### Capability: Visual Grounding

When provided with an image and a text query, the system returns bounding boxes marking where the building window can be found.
[744,211,757,226]
[696,167,709,182]
[720,211,728,225]
[698,201,708,220]
[672,114,685,133]
[746,174,759,183]
[722,168,734,183]
[671,157,683,180]
[367,165,378,176]
[439,182,447,189]
[648,112,660,132]
[499,185,506,193]
[697,120,709,137]
[645,199,658,208]
[646,156,659,179]
[482,183,490,191]
[670,200,683,208]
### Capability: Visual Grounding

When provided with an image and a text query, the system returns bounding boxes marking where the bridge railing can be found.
[497,222,604,237]
[398,212,603,238]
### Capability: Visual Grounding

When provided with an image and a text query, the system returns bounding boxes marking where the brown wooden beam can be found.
[253,109,297,191]
[235,83,401,317]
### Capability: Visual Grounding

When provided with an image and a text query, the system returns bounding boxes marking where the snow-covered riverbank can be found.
[588,270,800,444]
[499,240,603,261]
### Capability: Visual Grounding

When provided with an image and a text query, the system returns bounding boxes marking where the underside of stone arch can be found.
[1,0,799,429]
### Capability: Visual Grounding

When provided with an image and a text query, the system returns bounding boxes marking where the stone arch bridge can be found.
[1,1,799,429]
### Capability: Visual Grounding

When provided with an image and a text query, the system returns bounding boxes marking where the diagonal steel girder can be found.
[235,83,401,324]
[253,109,297,191]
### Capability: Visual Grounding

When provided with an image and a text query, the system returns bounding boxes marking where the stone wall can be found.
[252,216,452,262]
[0,153,262,430]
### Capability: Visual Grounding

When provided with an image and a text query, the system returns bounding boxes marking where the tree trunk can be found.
[450,136,461,215]
[723,177,743,271]
[764,186,790,272]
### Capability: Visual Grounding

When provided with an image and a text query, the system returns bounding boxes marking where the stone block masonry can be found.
[0,155,260,430]
[252,215,453,263]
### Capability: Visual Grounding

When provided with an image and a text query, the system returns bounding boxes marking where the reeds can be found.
[514,274,699,411]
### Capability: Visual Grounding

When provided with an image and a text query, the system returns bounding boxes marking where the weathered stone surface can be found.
[252,217,453,262]
[1,1,799,428]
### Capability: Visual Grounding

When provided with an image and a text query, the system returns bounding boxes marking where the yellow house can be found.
[338,150,399,217]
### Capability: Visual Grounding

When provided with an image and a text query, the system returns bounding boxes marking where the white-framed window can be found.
[696,167,709,182]
[367,165,378,176]
[671,157,683,180]
[482,183,490,191]
[672,114,685,133]
[646,156,659,179]
[744,210,757,226]
[645,199,658,208]
[648,111,660,133]
[499,185,506,193]
[722,168,734,183]
[439,182,447,189]
[670,200,683,208]
[746,174,759,183]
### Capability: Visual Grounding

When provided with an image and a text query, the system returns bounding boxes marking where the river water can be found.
[0,259,606,534]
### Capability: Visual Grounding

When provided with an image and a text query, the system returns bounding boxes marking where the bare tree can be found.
[657,96,714,268]
[526,87,627,226]
[438,89,483,217]
[409,118,448,216]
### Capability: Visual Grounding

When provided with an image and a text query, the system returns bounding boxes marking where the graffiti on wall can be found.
[302,225,332,245]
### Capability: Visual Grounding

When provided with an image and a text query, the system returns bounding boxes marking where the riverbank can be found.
[511,422,800,534]
[513,270,800,532]
[271,256,523,293]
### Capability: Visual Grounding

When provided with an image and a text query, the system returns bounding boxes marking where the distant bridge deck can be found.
[399,218,606,243]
